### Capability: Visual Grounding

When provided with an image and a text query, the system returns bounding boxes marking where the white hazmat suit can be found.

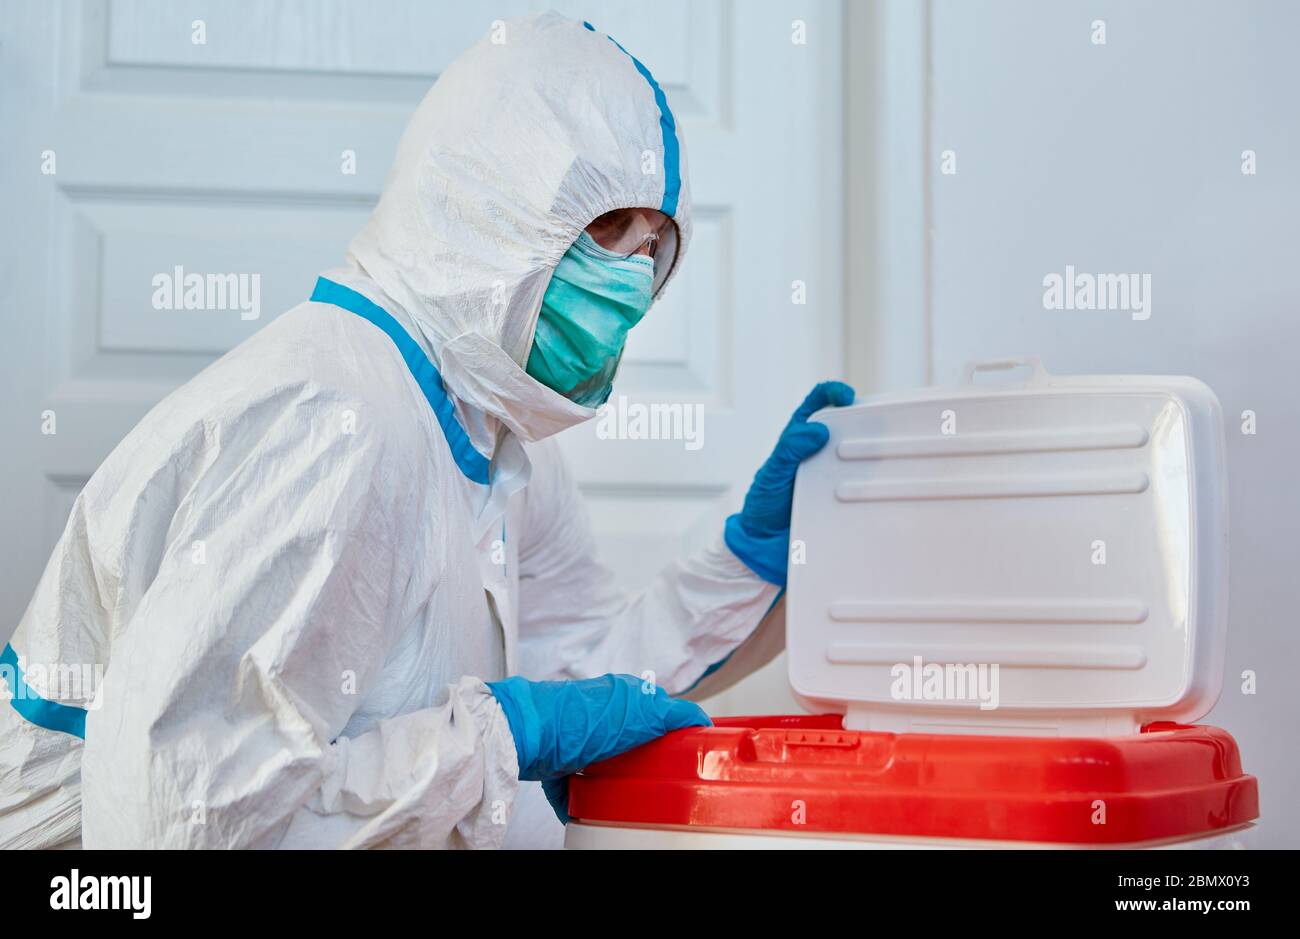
[0,13,782,849]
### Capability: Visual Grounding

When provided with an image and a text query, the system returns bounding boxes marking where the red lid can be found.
[569,715,1258,844]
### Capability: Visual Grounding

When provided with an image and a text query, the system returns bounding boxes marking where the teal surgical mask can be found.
[525,232,653,407]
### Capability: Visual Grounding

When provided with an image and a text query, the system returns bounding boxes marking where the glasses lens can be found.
[585,210,679,297]
[586,212,646,254]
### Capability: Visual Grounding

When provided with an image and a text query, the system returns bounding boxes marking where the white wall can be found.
[850,0,1299,846]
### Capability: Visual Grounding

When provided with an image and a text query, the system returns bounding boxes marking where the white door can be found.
[0,0,845,716]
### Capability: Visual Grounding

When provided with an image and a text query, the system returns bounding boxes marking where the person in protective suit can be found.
[0,13,853,849]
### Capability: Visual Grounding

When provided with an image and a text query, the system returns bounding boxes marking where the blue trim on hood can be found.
[584,21,682,219]
[1,643,87,739]
[310,277,492,485]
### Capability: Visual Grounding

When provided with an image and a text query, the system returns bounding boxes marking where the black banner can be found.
[0,847,1282,924]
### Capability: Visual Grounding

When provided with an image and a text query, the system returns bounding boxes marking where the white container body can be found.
[786,357,1229,736]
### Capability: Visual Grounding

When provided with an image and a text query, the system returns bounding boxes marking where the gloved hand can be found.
[486,673,711,824]
[725,381,856,587]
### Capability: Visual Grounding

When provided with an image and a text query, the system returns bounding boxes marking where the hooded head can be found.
[347,13,691,443]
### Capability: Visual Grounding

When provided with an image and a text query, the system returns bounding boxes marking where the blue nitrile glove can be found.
[724,381,856,587]
[486,673,711,824]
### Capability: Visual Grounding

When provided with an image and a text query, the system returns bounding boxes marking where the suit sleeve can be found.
[514,438,783,696]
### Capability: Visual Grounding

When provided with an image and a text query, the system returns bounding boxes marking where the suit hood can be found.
[346,12,691,442]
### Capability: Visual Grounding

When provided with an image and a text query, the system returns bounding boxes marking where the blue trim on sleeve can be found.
[1,643,87,740]
[584,21,682,219]
[310,277,491,486]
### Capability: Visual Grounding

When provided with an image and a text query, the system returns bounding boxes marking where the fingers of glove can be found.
[538,683,710,824]
[739,423,831,537]
[601,676,708,757]
[781,419,833,464]
[760,421,831,481]
[542,776,572,825]
[790,380,856,425]
[658,694,713,734]
[544,675,708,775]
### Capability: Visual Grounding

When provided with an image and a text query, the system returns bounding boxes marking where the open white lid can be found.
[786,357,1229,737]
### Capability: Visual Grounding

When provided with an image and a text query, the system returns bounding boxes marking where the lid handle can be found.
[960,355,1050,385]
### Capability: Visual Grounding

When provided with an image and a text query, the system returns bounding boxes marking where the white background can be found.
[849,0,1298,847]
[2,0,1296,847]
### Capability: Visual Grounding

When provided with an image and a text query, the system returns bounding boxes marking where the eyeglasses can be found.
[585,208,680,296]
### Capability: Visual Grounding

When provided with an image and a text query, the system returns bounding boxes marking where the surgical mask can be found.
[525,232,653,407]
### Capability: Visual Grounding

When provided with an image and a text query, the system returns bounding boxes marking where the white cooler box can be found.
[566,357,1259,849]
